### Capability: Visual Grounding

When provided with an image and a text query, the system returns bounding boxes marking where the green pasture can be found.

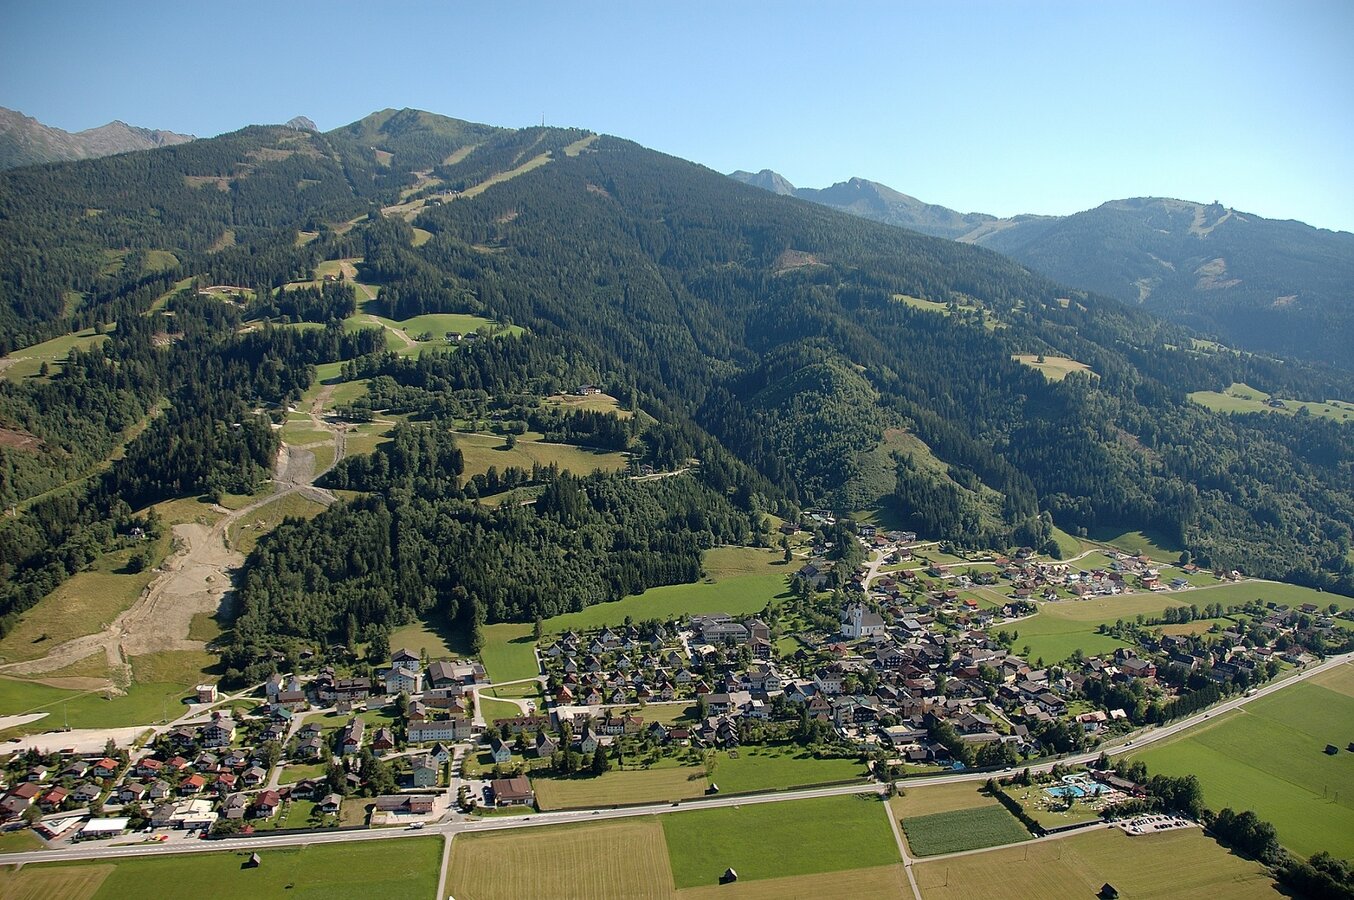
[541,573,790,634]
[2,326,113,380]
[1132,664,1354,858]
[0,837,440,899]
[1189,382,1354,423]
[1012,354,1095,381]
[454,431,627,479]
[662,794,898,888]
[709,745,869,793]
[534,764,708,810]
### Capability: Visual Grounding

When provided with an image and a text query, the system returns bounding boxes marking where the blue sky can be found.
[4,1,1351,231]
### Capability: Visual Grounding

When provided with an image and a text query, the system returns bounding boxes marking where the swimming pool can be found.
[1044,782,1109,799]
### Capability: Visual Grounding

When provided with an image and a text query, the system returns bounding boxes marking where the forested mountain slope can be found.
[732,172,1354,369]
[411,139,1354,587]
[975,198,1354,370]
[0,109,500,350]
[3,110,1353,678]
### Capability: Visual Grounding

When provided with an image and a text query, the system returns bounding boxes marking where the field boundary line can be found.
[884,799,923,900]
[435,832,453,900]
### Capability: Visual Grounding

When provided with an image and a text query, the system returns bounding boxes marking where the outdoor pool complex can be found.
[1044,775,1110,799]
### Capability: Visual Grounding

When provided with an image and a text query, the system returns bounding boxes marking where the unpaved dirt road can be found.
[0,389,349,688]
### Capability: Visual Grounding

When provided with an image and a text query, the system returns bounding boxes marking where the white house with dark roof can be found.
[391,648,421,672]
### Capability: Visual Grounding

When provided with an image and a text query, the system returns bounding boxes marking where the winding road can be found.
[0,387,349,687]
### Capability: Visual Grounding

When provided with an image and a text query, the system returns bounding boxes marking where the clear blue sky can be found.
[4,0,1352,231]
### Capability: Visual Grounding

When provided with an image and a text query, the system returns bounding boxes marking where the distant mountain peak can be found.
[285,115,318,132]
[729,169,797,195]
[779,175,997,240]
[0,106,193,170]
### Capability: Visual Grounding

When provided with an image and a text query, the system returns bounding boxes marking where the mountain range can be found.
[2,108,1353,660]
[0,106,194,170]
[730,170,1354,369]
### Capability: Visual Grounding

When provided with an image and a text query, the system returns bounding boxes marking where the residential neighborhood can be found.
[1,521,1349,897]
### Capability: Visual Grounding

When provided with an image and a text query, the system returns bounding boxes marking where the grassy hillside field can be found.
[1189,382,1354,423]
[0,496,233,737]
[475,547,792,682]
[1012,354,1096,381]
[225,491,328,556]
[0,534,171,666]
[0,325,113,381]
[1003,593,1193,664]
[453,430,628,480]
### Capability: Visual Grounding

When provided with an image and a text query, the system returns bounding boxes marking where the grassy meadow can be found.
[448,818,675,900]
[0,325,113,381]
[1189,382,1354,423]
[0,677,194,734]
[477,545,790,684]
[0,535,170,665]
[1012,354,1095,381]
[446,798,1270,899]
[912,827,1279,899]
[479,696,526,722]
[389,617,469,660]
[893,293,1000,330]
[1086,526,1183,560]
[0,829,45,854]
[674,866,910,899]
[1000,592,1194,664]
[1131,662,1354,859]
[995,580,1343,665]
[533,764,708,810]
[225,491,328,555]
[0,838,441,899]
[662,794,899,888]
[888,781,1002,818]
[889,782,1030,857]
[540,572,790,634]
[479,623,538,683]
[709,745,869,793]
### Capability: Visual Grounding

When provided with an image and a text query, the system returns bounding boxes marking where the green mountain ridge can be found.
[730,171,1354,370]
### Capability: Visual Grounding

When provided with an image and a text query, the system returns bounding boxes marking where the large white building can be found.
[840,603,887,639]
